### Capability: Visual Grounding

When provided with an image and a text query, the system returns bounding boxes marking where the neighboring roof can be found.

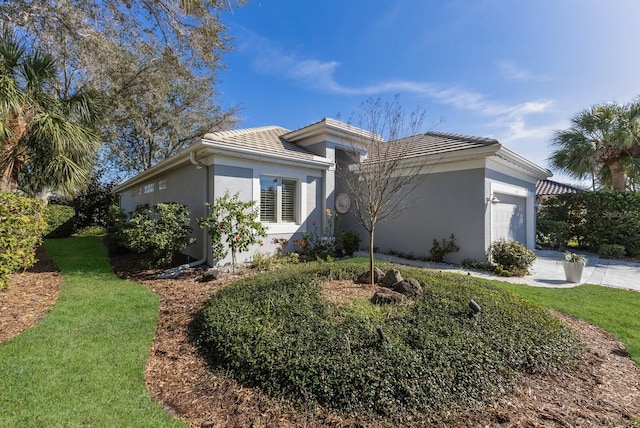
[536,179,583,196]
[203,126,320,161]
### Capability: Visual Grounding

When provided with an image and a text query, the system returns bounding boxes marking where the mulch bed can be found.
[2,247,640,427]
[0,246,62,343]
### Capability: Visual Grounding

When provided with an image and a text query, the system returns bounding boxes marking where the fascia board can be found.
[495,147,552,179]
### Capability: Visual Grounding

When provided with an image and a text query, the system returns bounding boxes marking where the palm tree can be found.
[0,25,101,199]
[549,102,640,191]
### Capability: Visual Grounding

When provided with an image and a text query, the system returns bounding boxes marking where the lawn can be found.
[491,282,640,365]
[0,237,185,427]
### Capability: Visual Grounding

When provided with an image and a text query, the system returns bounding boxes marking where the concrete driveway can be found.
[494,249,640,292]
[359,249,640,292]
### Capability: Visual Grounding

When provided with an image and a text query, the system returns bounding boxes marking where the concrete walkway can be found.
[357,249,640,292]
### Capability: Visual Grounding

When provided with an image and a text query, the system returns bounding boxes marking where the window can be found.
[158,179,167,190]
[144,183,154,194]
[260,177,297,223]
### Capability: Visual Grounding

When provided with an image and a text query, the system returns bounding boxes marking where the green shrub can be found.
[339,230,361,257]
[194,264,579,422]
[489,239,536,277]
[122,203,195,266]
[536,219,571,249]
[70,171,118,230]
[44,204,75,238]
[0,192,47,289]
[539,192,640,256]
[427,233,459,262]
[598,243,625,259]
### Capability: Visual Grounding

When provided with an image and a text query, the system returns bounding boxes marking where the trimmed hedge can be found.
[0,192,47,289]
[539,191,640,256]
[194,263,580,421]
[44,204,75,238]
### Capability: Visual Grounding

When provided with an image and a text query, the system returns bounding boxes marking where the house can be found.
[115,118,551,266]
[536,179,583,205]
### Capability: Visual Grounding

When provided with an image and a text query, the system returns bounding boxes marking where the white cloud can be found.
[495,60,549,81]
[240,31,556,151]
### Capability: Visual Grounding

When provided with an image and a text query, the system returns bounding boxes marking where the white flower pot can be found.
[562,260,585,283]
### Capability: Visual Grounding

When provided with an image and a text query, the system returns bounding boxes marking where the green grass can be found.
[0,237,184,427]
[491,282,640,365]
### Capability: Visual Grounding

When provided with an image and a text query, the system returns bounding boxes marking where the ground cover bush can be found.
[194,263,580,422]
[0,192,47,289]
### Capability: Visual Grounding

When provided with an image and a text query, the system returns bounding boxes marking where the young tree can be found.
[0,25,101,199]
[341,97,434,284]
[198,192,267,273]
[549,101,640,191]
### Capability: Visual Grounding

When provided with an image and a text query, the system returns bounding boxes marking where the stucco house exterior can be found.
[115,118,551,266]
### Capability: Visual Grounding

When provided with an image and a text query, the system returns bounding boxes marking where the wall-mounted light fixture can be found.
[487,194,500,204]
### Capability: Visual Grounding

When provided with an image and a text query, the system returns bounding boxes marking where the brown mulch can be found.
[0,246,62,343]
[3,248,640,427]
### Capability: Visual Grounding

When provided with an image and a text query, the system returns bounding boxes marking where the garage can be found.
[491,193,526,244]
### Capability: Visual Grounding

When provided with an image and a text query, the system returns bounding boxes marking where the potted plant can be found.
[561,251,587,283]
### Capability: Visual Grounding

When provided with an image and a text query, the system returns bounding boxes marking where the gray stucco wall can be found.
[118,163,208,261]
[486,169,536,193]
[337,168,488,263]
[213,164,253,200]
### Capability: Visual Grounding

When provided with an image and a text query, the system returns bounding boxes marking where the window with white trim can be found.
[158,179,167,190]
[143,183,154,194]
[260,177,297,223]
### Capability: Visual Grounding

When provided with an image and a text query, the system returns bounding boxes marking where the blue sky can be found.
[218,1,640,183]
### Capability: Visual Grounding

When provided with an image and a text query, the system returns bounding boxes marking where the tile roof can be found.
[203,126,321,160]
[536,179,583,195]
[366,131,500,161]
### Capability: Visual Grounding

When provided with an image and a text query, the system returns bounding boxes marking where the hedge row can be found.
[539,191,640,256]
[0,192,47,289]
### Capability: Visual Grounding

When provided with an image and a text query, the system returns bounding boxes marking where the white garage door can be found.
[491,193,526,244]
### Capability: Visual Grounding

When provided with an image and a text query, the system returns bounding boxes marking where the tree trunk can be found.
[608,160,626,191]
[1,114,29,192]
[368,227,375,286]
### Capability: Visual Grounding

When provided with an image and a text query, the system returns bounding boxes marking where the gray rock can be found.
[371,288,406,304]
[393,278,423,298]
[381,269,403,288]
[199,269,219,282]
[357,267,385,284]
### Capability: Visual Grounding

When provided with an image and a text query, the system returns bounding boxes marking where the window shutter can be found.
[260,177,276,222]
[281,179,297,223]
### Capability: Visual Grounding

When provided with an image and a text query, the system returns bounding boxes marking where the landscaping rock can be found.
[381,269,403,288]
[371,288,406,304]
[393,278,422,298]
[199,269,219,282]
[357,267,385,284]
